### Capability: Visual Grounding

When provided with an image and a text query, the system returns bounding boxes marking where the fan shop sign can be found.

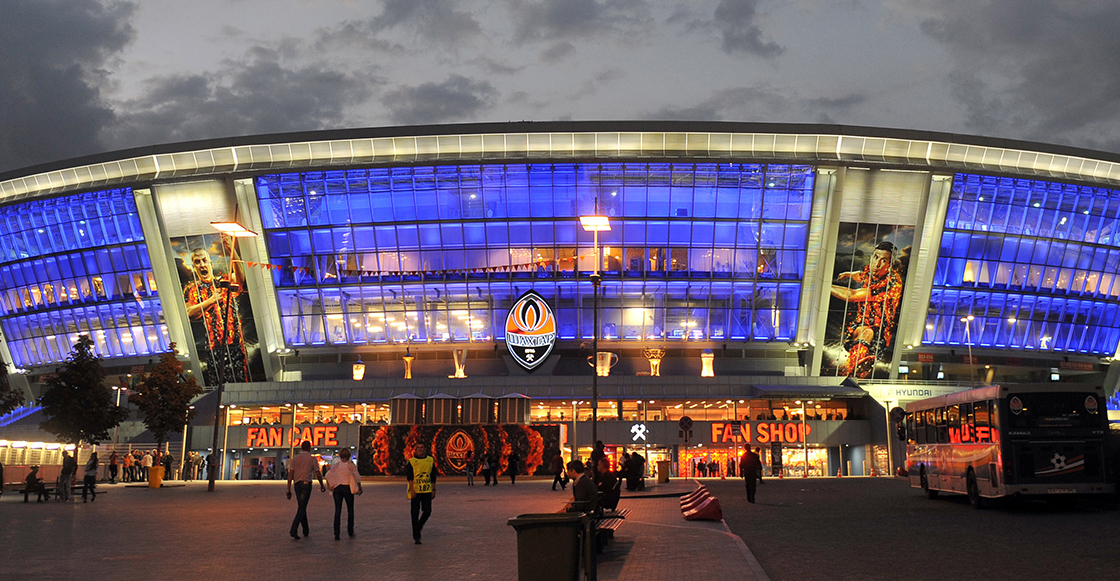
[710,422,812,445]
[245,426,339,448]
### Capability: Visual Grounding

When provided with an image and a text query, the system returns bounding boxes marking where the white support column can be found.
[888,173,936,379]
[809,167,848,374]
[896,175,955,352]
[133,188,201,378]
[232,179,284,381]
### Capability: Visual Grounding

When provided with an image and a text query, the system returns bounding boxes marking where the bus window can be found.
[960,403,973,442]
[947,405,960,443]
[915,412,926,444]
[936,407,948,444]
[925,409,936,443]
[974,401,990,442]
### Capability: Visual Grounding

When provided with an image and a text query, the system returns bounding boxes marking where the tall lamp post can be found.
[580,203,611,448]
[960,315,975,383]
[112,384,130,450]
[206,221,258,492]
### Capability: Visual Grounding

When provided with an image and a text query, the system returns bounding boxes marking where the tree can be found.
[129,343,203,452]
[0,354,24,416]
[39,335,129,447]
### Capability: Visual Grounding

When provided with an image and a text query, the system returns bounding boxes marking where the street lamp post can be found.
[960,315,975,383]
[580,204,611,448]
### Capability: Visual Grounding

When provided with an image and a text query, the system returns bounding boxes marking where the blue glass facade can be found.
[925,173,1120,354]
[0,189,168,367]
[256,163,815,346]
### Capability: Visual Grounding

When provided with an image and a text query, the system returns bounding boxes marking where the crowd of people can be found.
[108,449,177,483]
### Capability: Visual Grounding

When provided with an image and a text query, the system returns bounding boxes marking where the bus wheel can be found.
[967,471,985,509]
[921,469,937,499]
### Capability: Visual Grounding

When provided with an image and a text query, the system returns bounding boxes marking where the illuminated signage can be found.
[246,426,339,448]
[630,423,648,441]
[505,290,557,372]
[710,422,812,444]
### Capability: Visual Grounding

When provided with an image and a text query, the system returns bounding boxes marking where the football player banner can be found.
[357,424,561,477]
[820,222,914,379]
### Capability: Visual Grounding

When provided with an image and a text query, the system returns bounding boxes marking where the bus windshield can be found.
[1005,392,1102,429]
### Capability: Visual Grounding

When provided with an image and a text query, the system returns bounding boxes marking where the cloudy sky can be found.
[2,0,1119,174]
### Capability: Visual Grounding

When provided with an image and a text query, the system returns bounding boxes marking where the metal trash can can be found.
[657,460,672,483]
[507,513,589,581]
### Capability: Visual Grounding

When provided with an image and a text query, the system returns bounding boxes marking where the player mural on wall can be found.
[170,233,265,386]
[821,223,914,379]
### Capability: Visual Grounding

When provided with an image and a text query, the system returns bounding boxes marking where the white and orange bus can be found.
[904,384,1114,507]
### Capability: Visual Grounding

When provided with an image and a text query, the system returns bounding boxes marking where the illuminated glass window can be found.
[0,189,168,367]
[926,173,1120,354]
[257,163,815,346]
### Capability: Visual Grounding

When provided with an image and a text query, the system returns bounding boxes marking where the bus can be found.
[903,384,1114,507]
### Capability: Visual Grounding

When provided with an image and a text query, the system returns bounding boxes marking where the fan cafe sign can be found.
[505,290,557,372]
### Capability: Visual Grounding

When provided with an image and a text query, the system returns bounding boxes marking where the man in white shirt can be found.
[286,440,326,540]
[141,452,153,482]
[326,448,363,540]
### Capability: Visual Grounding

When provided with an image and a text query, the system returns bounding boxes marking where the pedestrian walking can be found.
[507,451,520,485]
[741,447,762,504]
[108,452,119,484]
[465,450,475,486]
[406,443,436,544]
[325,448,362,540]
[58,451,77,501]
[82,452,99,502]
[286,440,326,540]
[551,451,567,491]
[481,454,492,486]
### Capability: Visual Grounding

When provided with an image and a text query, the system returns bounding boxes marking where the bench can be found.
[15,484,105,502]
[600,508,631,519]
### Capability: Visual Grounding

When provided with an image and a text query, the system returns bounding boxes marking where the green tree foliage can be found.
[0,355,24,416]
[129,344,203,449]
[39,335,129,446]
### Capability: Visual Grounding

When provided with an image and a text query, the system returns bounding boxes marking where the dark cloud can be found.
[107,49,372,147]
[472,57,525,76]
[510,0,651,43]
[540,42,577,63]
[384,74,497,125]
[0,0,136,172]
[713,0,783,57]
[644,86,867,123]
[911,1,1120,149]
[371,0,483,45]
[313,20,411,54]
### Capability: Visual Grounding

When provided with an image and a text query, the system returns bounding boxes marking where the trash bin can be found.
[657,460,672,483]
[507,513,589,581]
[148,466,164,488]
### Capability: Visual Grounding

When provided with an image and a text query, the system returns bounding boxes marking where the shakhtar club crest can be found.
[505,290,557,372]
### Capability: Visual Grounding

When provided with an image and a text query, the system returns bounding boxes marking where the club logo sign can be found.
[445,430,475,472]
[505,290,557,372]
[1085,395,1098,414]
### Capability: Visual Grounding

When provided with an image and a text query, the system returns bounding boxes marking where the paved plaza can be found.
[12,474,1114,581]
[1,477,764,581]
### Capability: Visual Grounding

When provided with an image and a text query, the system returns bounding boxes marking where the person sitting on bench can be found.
[596,458,621,511]
[566,460,598,514]
[25,466,48,503]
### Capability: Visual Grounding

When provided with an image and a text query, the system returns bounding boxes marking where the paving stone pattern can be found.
[0,478,764,581]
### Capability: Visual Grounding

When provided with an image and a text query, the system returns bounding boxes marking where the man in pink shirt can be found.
[286,440,325,540]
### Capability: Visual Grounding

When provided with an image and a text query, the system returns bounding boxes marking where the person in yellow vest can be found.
[406,443,437,544]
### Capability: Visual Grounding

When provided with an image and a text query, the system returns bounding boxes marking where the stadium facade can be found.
[2,122,1119,480]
